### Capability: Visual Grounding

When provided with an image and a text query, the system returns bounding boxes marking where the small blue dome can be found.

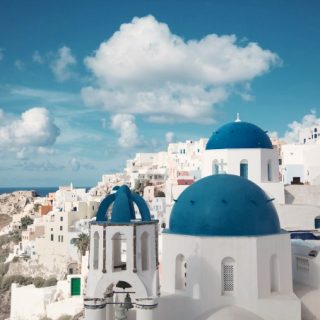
[96,185,151,223]
[168,174,281,236]
[206,121,273,150]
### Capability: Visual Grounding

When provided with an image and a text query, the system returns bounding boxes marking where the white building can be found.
[35,199,99,275]
[202,118,285,204]
[281,143,320,185]
[85,174,301,320]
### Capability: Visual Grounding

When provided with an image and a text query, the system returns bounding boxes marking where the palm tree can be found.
[74,233,90,256]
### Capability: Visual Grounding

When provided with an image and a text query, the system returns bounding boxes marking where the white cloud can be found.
[268,131,278,139]
[9,86,78,104]
[51,46,77,82]
[82,15,279,123]
[32,51,44,64]
[111,113,141,148]
[70,157,81,171]
[165,131,175,143]
[14,59,24,71]
[0,107,60,148]
[284,110,320,143]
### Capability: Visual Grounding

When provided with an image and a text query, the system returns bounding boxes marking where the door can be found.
[71,277,81,296]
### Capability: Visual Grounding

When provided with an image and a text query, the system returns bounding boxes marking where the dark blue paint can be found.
[206,122,273,150]
[96,185,151,223]
[167,174,281,237]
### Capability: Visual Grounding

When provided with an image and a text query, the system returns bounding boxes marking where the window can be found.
[240,160,248,179]
[60,226,63,231]
[270,254,279,293]
[60,217,63,222]
[296,257,309,273]
[141,232,149,271]
[267,160,272,181]
[50,234,54,241]
[112,232,127,271]
[222,257,235,295]
[93,231,100,270]
[175,254,187,291]
[61,235,63,242]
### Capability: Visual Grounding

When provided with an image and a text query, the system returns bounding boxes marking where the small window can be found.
[240,160,248,179]
[61,235,63,242]
[296,257,309,272]
[51,234,54,241]
[60,226,63,231]
[60,217,63,222]
[222,257,235,295]
[267,160,272,181]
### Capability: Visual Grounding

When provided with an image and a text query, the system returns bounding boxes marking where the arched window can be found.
[112,232,127,272]
[267,160,272,181]
[222,257,235,295]
[93,231,99,270]
[240,160,248,179]
[212,160,219,175]
[175,254,187,291]
[270,254,280,293]
[141,231,149,271]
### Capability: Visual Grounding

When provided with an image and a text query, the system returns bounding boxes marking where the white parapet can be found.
[135,297,158,320]
[84,298,107,320]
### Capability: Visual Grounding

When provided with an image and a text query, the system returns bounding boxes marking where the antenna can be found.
[235,113,241,122]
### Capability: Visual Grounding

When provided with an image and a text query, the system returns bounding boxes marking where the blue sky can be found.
[1,0,320,187]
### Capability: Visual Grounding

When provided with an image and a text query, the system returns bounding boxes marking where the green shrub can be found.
[34,276,46,288]
[1,275,25,291]
[57,315,72,320]
[44,277,57,287]
[0,263,9,276]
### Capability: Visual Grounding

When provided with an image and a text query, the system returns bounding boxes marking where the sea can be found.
[0,187,91,197]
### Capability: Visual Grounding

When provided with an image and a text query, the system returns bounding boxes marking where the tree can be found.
[73,233,90,256]
[155,190,165,197]
[20,216,33,230]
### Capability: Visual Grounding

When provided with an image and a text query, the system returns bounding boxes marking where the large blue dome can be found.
[206,121,273,150]
[168,174,281,236]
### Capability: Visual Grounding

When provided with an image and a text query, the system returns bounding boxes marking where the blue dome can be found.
[206,121,273,150]
[96,185,151,223]
[168,174,281,236]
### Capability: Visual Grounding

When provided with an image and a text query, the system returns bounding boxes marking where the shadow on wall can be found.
[284,189,295,204]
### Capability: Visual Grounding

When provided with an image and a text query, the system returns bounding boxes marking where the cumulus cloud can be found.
[111,114,141,148]
[284,110,320,143]
[70,157,81,171]
[20,160,65,171]
[51,46,77,82]
[165,131,175,143]
[82,15,279,123]
[32,51,44,64]
[0,107,60,148]
[14,59,24,71]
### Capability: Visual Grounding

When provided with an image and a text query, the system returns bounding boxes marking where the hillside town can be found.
[0,118,320,320]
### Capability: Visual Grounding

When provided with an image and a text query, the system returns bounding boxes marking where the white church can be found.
[84,118,302,320]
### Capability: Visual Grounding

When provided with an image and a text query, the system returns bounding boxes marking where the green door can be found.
[71,278,81,296]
